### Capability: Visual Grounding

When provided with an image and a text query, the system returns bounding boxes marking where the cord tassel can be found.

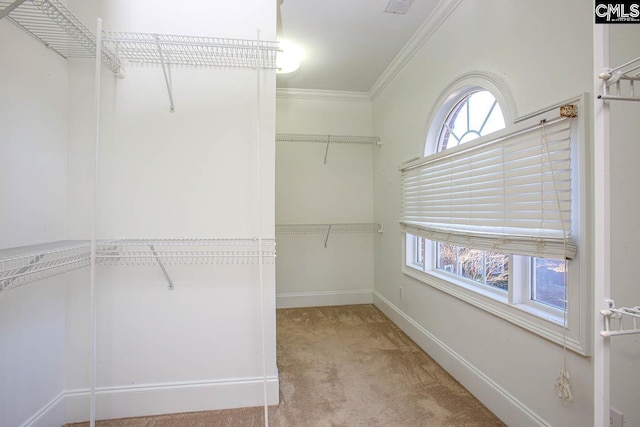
[554,368,573,404]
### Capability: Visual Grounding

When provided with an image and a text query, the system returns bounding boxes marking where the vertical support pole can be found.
[255,29,269,427]
[593,17,611,427]
[90,18,104,427]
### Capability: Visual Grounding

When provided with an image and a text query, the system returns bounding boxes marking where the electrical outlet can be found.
[610,408,623,427]
[399,287,404,301]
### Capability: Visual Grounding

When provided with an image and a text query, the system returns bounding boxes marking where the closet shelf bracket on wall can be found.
[154,34,176,113]
[0,240,91,292]
[600,299,640,337]
[0,0,122,73]
[149,244,175,290]
[276,223,382,248]
[598,55,640,101]
[276,133,382,164]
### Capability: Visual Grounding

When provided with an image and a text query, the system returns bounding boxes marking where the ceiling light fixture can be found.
[276,40,303,74]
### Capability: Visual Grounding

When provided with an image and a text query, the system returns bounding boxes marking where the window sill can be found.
[402,265,589,355]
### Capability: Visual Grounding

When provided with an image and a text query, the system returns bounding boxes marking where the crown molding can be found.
[369,0,463,102]
[276,88,371,102]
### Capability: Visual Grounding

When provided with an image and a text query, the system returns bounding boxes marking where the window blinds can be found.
[400,114,576,260]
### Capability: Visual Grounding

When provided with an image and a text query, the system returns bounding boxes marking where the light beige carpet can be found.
[66,304,504,427]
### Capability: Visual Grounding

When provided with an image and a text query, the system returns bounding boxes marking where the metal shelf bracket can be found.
[324,135,331,165]
[155,34,175,113]
[149,244,174,290]
[598,55,640,102]
[600,299,640,337]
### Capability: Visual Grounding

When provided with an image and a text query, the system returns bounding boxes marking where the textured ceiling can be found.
[276,0,440,93]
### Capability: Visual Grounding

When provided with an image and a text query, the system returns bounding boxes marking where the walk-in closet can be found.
[2,1,639,426]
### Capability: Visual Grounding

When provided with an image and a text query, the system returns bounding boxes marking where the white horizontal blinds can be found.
[400,114,576,259]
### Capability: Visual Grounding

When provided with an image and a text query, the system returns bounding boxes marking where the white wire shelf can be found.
[276,223,382,235]
[0,240,91,292]
[97,238,276,266]
[0,0,122,73]
[276,133,382,145]
[601,300,640,337]
[276,223,382,248]
[0,1,278,74]
[103,32,279,69]
[598,55,640,102]
[276,133,381,164]
[0,238,277,292]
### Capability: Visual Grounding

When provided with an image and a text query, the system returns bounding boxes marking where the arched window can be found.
[437,90,505,151]
[403,81,588,353]
[418,88,512,293]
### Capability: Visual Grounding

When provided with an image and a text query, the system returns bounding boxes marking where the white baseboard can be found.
[372,291,550,427]
[22,392,65,427]
[276,289,373,308]
[64,376,279,424]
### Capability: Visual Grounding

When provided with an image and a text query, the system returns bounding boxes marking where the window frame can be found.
[403,89,590,356]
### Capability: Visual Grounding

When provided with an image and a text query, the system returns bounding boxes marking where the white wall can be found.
[275,92,376,307]
[0,19,69,427]
[63,0,278,421]
[0,21,68,248]
[372,1,594,426]
[0,277,68,427]
[609,24,640,427]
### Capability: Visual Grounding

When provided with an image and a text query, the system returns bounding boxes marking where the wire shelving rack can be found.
[276,223,381,235]
[0,240,91,292]
[103,32,278,69]
[276,223,382,248]
[96,238,276,291]
[276,133,381,164]
[97,238,276,266]
[598,55,640,102]
[276,133,382,145]
[0,0,122,73]
[0,238,277,291]
[1,1,279,75]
